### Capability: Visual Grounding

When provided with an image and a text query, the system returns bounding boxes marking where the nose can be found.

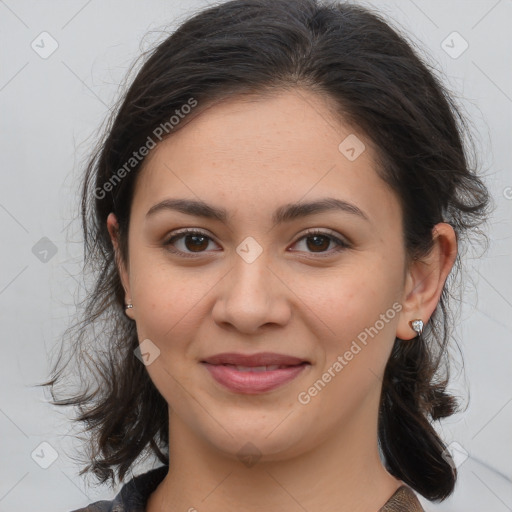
[211,254,291,334]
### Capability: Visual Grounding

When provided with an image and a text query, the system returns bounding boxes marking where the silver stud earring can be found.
[124,303,133,310]
[409,319,424,337]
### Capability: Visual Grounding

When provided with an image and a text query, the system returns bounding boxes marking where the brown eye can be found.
[182,234,209,252]
[290,229,350,256]
[164,228,349,259]
[164,229,219,257]
[305,234,331,252]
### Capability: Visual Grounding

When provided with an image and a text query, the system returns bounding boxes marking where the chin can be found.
[195,416,310,463]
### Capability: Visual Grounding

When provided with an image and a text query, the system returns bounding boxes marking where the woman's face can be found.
[111,89,415,461]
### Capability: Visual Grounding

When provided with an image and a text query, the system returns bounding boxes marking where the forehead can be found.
[132,89,401,229]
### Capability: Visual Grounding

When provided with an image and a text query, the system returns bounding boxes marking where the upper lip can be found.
[201,352,309,366]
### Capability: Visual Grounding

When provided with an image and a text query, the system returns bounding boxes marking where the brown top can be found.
[71,466,425,511]
[379,485,425,511]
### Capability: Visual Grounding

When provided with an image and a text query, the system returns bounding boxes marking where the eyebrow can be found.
[145,197,370,227]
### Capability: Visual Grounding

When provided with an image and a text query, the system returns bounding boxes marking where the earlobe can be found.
[106,212,133,318]
[396,222,457,341]
[396,271,421,341]
[124,303,135,321]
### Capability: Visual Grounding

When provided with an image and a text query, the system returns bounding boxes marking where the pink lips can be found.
[200,352,310,394]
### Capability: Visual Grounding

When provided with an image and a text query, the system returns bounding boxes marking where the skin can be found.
[107,88,457,512]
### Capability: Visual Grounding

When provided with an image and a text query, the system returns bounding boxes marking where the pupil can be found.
[307,235,328,252]
[186,235,208,252]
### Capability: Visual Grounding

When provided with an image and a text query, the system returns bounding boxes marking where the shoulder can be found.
[68,465,169,512]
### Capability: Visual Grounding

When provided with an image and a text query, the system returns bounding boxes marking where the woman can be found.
[42,0,490,510]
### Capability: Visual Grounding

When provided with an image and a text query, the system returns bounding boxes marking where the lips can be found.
[224,364,289,372]
[200,352,310,394]
[201,352,307,367]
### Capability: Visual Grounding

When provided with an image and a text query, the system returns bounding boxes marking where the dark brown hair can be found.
[40,0,490,502]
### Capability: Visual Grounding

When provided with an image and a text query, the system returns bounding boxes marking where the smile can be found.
[201,362,310,394]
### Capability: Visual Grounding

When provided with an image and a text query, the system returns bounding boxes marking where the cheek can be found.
[127,259,198,354]
[299,274,401,422]
[301,263,401,341]
[129,263,205,401]
[129,253,210,335]
[299,263,403,397]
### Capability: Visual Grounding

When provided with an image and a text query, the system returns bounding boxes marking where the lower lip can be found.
[201,362,309,394]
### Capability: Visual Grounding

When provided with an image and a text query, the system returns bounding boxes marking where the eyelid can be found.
[163,227,218,247]
[162,228,220,259]
[165,227,212,239]
[289,227,351,256]
[298,227,350,244]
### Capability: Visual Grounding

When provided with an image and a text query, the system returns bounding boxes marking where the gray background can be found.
[0,0,511,510]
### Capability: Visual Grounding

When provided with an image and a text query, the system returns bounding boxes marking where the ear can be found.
[107,213,134,320]
[396,222,458,340]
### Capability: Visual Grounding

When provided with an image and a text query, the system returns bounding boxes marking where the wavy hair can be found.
[40,0,491,501]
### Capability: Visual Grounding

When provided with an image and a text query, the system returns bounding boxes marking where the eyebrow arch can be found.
[145,197,370,227]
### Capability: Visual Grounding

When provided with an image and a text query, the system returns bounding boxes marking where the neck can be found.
[147,395,401,512]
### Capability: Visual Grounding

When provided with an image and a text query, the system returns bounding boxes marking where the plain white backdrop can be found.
[0,0,511,510]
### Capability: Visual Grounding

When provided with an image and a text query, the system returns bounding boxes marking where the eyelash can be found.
[163,228,350,259]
